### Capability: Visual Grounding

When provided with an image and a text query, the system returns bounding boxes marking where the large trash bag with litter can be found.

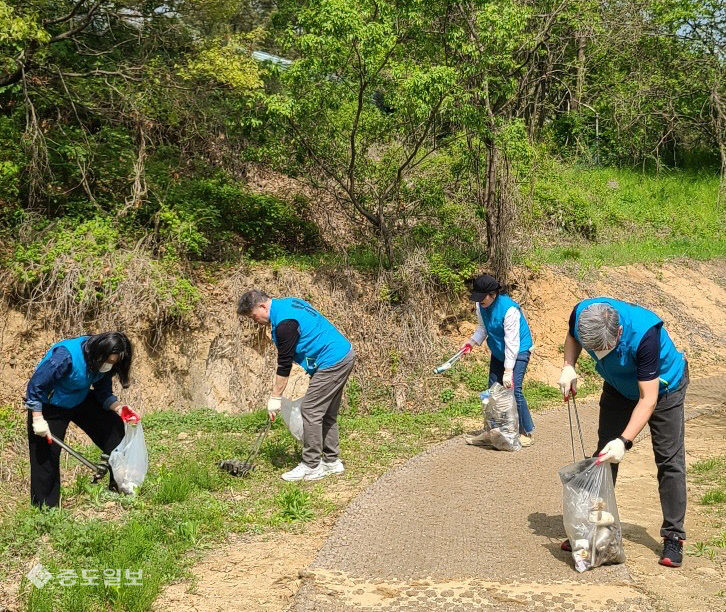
[559,458,626,572]
[480,383,521,451]
[108,423,148,495]
[280,397,303,441]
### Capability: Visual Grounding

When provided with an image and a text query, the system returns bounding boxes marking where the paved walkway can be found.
[294,375,725,611]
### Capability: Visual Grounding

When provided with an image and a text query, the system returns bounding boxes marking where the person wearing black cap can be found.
[461,275,535,447]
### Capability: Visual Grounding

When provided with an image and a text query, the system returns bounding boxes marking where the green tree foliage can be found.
[264,0,458,266]
[0,0,723,279]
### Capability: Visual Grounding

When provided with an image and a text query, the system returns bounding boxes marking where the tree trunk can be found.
[573,32,586,111]
[483,141,516,285]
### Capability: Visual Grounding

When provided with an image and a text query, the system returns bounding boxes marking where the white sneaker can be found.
[520,433,534,447]
[322,459,345,475]
[281,462,322,482]
[302,463,328,481]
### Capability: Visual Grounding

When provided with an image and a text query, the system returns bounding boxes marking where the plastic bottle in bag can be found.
[480,390,491,422]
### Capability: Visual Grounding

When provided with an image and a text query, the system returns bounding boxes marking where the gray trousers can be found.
[301,349,356,467]
[596,363,689,540]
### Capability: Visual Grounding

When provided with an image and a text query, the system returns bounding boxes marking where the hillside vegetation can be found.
[1,1,723,325]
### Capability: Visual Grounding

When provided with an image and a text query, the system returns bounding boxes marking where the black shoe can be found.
[659,533,684,567]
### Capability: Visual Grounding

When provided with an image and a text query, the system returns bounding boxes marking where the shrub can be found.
[276,487,314,522]
[3,215,200,330]
[165,174,321,259]
[533,179,597,240]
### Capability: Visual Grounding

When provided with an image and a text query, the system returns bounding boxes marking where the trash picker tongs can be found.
[49,433,110,483]
[566,391,587,463]
[219,418,272,477]
[433,347,467,374]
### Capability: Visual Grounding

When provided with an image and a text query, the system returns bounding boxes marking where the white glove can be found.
[502,369,514,388]
[32,414,51,439]
[267,396,282,422]
[597,438,626,464]
[558,365,578,399]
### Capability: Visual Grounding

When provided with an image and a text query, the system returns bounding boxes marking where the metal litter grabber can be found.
[219,419,272,477]
[433,347,467,374]
[49,433,111,483]
[566,392,587,462]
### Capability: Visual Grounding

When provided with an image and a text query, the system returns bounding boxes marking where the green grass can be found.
[276,486,315,522]
[442,356,602,413]
[523,165,725,268]
[701,489,726,505]
[691,455,726,507]
[0,403,473,611]
[691,455,726,477]
[685,455,725,562]
[522,381,561,409]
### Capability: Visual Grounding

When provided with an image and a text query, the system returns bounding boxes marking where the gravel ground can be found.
[293,375,724,611]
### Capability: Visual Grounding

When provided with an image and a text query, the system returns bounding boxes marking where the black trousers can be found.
[27,396,125,508]
[596,363,689,540]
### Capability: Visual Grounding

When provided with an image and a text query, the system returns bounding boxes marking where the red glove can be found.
[119,405,141,424]
[461,343,473,355]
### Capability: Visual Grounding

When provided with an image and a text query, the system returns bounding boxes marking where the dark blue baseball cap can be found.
[469,274,501,301]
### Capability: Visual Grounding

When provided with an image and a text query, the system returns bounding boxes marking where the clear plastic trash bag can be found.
[108,423,148,495]
[480,383,521,451]
[558,458,626,572]
[280,397,303,441]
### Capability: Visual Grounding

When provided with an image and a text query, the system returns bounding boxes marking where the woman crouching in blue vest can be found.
[25,332,141,507]
[558,298,689,568]
[461,274,535,448]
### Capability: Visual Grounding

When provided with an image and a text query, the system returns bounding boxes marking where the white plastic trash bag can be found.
[280,397,303,441]
[559,458,626,572]
[108,423,148,495]
[481,383,521,451]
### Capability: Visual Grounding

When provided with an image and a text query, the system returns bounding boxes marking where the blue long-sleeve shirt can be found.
[25,346,118,412]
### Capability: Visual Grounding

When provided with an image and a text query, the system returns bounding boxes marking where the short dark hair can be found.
[83,332,133,388]
[237,289,270,315]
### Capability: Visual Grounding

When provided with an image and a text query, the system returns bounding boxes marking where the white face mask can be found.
[99,362,113,373]
[593,348,613,360]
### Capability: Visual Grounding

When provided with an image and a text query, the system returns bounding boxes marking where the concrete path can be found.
[293,376,725,611]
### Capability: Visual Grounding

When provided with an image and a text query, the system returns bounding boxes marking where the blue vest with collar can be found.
[37,336,106,408]
[269,297,352,375]
[574,297,685,400]
[478,294,533,363]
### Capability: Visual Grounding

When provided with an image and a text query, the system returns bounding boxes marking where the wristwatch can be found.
[618,435,633,451]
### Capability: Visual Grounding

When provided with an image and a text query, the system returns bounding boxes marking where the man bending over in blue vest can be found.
[237,290,356,482]
[462,274,536,448]
[558,298,689,568]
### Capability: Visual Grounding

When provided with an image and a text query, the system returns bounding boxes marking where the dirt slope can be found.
[1,260,723,415]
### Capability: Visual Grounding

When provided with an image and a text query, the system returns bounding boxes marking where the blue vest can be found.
[270,297,352,375]
[37,336,106,408]
[478,294,533,362]
[574,297,685,400]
